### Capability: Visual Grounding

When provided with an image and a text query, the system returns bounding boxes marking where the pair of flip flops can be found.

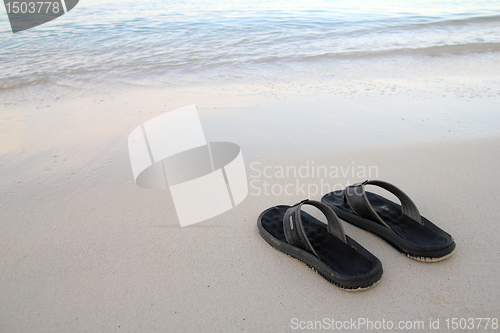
[257,180,456,290]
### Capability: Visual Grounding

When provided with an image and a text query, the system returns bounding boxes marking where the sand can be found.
[1,54,500,332]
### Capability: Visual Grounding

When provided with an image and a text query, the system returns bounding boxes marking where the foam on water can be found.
[1,0,500,90]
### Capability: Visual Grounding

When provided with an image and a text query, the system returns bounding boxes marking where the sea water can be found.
[1,0,499,90]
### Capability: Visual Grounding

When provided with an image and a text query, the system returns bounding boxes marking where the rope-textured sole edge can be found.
[407,248,456,262]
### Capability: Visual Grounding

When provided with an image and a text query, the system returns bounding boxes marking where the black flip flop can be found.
[321,180,456,262]
[257,199,383,290]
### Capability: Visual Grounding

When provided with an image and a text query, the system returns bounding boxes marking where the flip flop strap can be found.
[345,180,423,229]
[283,199,347,258]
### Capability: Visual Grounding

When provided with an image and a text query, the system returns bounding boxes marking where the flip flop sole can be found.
[257,205,383,290]
[322,190,456,261]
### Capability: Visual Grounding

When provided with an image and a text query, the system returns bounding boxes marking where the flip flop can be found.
[321,180,456,262]
[257,199,383,290]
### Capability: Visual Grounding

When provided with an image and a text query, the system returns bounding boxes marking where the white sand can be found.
[1,54,500,332]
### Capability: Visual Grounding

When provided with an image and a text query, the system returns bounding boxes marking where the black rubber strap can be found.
[283,200,347,258]
[345,180,423,229]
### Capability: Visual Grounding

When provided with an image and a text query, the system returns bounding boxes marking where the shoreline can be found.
[2,50,500,96]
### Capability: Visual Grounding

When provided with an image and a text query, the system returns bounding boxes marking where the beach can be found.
[2,55,500,331]
[1,0,500,331]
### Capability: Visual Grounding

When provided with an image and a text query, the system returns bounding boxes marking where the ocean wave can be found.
[0,76,57,91]
[294,42,500,61]
[379,14,500,31]
[1,42,499,91]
